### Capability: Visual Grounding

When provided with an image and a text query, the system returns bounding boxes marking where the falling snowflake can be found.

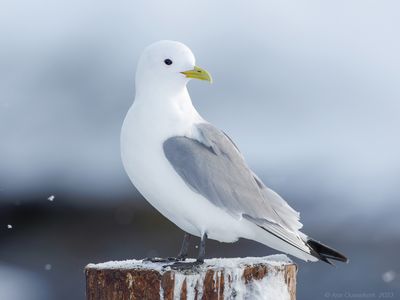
[382,270,396,283]
[48,195,55,202]
[44,264,52,271]
[7,224,12,229]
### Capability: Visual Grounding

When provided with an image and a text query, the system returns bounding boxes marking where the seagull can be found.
[121,40,348,267]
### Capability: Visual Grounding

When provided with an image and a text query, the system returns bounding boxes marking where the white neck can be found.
[131,84,204,139]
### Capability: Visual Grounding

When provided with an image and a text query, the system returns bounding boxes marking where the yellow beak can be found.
[181,66,212,83]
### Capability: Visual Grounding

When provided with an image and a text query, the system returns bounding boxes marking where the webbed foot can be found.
[164,259,204,270]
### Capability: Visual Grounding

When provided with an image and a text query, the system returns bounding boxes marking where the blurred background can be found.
[1,0,399,299]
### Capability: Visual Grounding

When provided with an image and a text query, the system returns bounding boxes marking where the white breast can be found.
[120,92,250,242]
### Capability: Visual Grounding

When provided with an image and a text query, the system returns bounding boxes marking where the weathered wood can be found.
[85,255,297,300]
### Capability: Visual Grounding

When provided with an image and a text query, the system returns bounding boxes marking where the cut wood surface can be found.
[85,255,297,300]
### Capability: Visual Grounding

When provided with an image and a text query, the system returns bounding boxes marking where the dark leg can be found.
[167,232,207,270]
[197,232,207,263]
[176,233,191,261]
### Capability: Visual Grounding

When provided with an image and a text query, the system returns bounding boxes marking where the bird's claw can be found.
[164,260,204,270]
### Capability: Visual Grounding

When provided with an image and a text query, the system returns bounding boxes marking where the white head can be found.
[135,40,212,96]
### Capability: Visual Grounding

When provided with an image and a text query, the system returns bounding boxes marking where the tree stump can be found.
[85,255,297,300]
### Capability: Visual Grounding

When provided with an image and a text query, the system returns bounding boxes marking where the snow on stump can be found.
[85,255,297,300]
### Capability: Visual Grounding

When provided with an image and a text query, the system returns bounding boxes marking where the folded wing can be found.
[163,122,308,253]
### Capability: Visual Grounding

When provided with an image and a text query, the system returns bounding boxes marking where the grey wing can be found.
[221,129,301,231]
[163,123,306,251]
[252,173,302,231]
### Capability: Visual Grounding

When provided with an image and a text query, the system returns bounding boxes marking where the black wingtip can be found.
[307,239,349,265]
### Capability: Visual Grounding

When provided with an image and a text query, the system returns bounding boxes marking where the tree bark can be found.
[85,256,296,300]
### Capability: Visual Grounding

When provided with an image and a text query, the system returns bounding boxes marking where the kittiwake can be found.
[121,40,348,266]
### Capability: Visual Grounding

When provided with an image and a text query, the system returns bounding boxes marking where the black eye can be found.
[164,59,173,65]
